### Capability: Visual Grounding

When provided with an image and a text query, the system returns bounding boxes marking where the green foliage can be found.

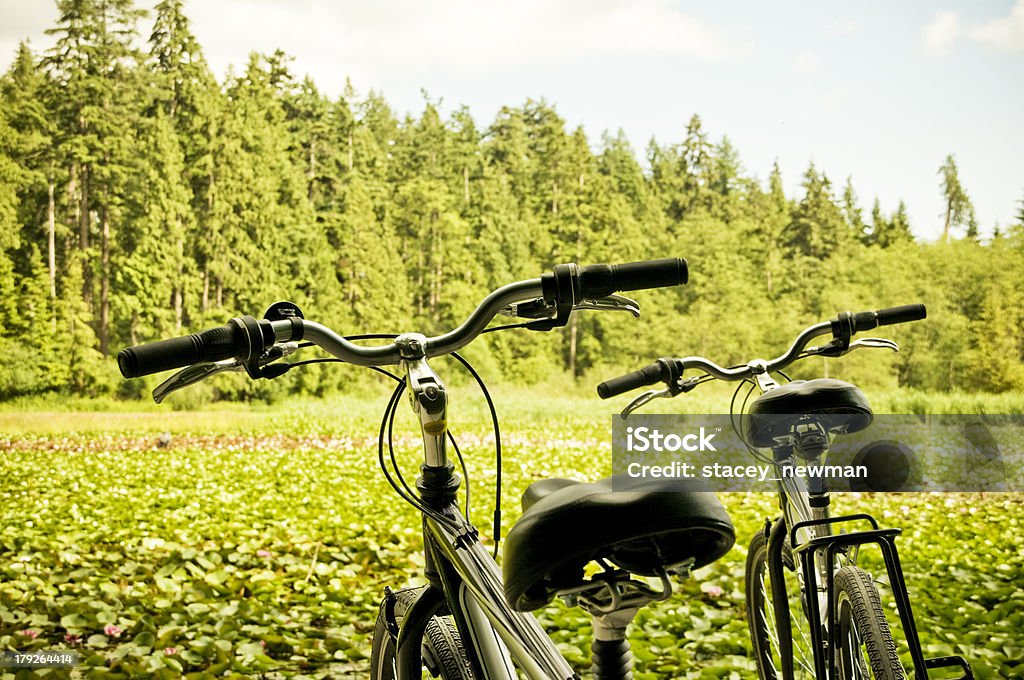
[1,400,1022,677]
[1,1,1023,402]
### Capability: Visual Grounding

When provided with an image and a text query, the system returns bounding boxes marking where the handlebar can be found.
[573,258,687,299]
[597,303,927,399]
[118,258,689,379]
[846,304,927,333]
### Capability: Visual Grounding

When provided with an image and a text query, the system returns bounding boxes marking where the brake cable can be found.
[274,332,505,550]
[447,351,504,559]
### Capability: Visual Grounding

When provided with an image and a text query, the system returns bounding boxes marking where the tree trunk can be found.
[436,226,444,310]
[174,231,184,330]
[47,169,56,302]
[308,140,316,200]
[202,265,209,312]
[416,247,424,316]
[80,164,93,309]
[941,198,952,244]
[99,203,110,356]
[79,165,89,251]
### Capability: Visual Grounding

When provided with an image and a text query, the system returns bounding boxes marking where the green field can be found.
[2,392,1023,678]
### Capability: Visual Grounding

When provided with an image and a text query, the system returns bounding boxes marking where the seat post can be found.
[590,607,638,680]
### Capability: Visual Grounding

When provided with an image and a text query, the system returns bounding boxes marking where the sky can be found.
[1,0,1022,242]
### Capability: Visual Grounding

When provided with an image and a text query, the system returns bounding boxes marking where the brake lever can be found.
[804,337,900,360]
[154,359,242,403]
[152,342,301,403]
[620,388,672,419]
[573,294,640,318]
[849,337,899,352]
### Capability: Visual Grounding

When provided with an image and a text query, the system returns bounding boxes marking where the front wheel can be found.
[370,586,476,679]
[834,566,906,680]
[745,528,816,679]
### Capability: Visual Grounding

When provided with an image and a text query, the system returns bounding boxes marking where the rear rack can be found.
[790,514,973,680]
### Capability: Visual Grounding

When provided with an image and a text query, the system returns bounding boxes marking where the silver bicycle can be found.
[118,258,738,680]
[598,306,973,680]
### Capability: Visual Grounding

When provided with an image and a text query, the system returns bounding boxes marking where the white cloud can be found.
[923,2,1024,56]
[184,0,743,93]
[923,10,960,56]
[791,51,820,75]
[967,0,1024,53]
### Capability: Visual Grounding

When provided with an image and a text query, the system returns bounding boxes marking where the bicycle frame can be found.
[751,378,970,680]
[599,304,974,680]
[388,334,577,680]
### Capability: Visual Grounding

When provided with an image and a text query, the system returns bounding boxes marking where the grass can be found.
[2,388,1023,678]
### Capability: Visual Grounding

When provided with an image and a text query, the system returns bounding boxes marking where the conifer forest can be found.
[1,0,1023,401]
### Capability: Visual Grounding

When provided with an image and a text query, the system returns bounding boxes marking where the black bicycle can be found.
[598,306,975,680]
[118,258,739,680]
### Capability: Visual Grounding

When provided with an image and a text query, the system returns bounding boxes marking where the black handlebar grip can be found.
[877,304,927,326]
[597,361,667,399]
[851,304,927,332]
[117,321,259,379]
[578,258,688,299]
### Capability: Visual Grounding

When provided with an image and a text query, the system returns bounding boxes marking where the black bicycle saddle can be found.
[503,476,735,612]
[743,378,873,448]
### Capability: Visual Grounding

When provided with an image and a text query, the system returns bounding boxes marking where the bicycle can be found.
[596,305,976,680]
[118,258,739,680]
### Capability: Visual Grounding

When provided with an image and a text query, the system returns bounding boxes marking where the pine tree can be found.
[120,110,193,340]
[2,43,59,304]
[679,113,712,215]
[0,108,22,247]
[782,163,847,258]
[889,201,913,244]
[840,177,865,241]
[965,281,1024,392]
[710,136,742,221]
[44,0,148,355]
[938,154,977,243]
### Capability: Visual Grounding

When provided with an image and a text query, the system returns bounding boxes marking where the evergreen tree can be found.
[782,163,847,258]
[2,43,58,304]
[964,281,1024,392]
[0,106,22,246]
[44,0,147,355]
[938,154,977,243]
[867,198,913,248]
[888,201,913,245]
[0,0,1018,399]
[119,110,193,340]
[710,136,742,220]
[679,113,713,214]
[840,177,865,241]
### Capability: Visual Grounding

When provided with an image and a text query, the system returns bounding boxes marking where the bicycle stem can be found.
[398,333,450,470]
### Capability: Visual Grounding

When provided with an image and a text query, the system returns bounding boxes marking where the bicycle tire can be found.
[370,586,476,679]
[834,566,906,680]
[745,529,816,679]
